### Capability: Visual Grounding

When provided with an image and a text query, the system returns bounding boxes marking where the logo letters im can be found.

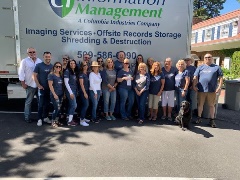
[48,0,74,18]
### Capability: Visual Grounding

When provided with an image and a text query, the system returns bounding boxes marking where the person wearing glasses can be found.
[18,47,42,123]
[89,61,102,123]
[62,55,69,70]
[64,59,79,126]
[83,54,92,72]
[78,61,90,126]
[101,58,118,121]
[33,51,53,126]
[133,63,150,125]
[114,51,125,73]
[48,62,64,127]
[193,53,223,128]
[117,58,134,121]
[175,60,190,112]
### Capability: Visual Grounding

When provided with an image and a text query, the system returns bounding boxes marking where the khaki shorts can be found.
[148,94,160,109]
[197,92,216,107]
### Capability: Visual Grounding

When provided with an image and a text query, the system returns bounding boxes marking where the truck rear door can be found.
[0,0,19,76]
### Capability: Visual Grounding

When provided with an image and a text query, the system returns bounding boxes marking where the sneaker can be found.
[43,117,51,124]
[83,118,90,123]
[80,120,89,127]
[161,116,166,120]
[110,115,116,121]
[122,117,129,121]
[37,119,42,126]
[91,119,100,123]
[167,117,172,121]
[105,116,112,121]
[25,118,32,123]
[68,121,78,126]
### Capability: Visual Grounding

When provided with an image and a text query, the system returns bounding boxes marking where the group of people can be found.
[18,47,223,128]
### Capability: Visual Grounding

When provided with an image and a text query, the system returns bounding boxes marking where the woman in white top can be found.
[89,61,102,123]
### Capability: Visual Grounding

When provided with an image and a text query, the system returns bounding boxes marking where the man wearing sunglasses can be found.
[193,53,223,128]
[18,47,42,123]
[83,54,92,72]
[62,55,69,70]
[33,51,53,126]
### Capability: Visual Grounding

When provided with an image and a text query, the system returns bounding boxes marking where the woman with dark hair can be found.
[78,61,90,126]
[147,57,154,71]
[64,59,79,126]
[48,62,64,127]
[133,54,144,75]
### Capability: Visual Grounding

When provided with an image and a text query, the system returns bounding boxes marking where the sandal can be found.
[52,121,59,128]
[209,119,216,128]
[138,120,143,124]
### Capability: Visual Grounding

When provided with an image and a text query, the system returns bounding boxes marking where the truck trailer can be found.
[0,0,193,100]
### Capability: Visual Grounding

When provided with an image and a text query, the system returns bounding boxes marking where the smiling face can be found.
[54,63,62,73]
[70,60,76,70]
[27,48,37,60]
[43,52,51,64]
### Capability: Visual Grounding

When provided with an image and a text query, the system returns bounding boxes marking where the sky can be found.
[220,0,240,15]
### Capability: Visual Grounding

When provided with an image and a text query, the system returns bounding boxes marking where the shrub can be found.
[230,51,240,78]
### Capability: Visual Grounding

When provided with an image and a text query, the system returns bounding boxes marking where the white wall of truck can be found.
[0,0,193,100]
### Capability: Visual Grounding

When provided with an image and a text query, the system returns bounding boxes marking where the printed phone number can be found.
[77,51,137,59]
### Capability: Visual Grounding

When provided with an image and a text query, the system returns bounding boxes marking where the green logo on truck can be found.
[49,0,74,18]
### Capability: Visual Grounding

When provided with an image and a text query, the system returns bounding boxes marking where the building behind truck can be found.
[0,0,193,100]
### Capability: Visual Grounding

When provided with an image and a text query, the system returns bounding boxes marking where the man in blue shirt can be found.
[33,51,53,126]
[161,58,178,121]
[193,53,223,128]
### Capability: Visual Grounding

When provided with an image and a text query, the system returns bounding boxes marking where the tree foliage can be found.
[193,0,226,20]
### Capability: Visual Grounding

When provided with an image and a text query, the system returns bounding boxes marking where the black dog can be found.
[175,101,191,131]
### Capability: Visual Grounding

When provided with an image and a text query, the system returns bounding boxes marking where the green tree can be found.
[194,0,226,20]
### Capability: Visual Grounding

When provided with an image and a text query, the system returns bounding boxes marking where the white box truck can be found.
[0,0,193,100]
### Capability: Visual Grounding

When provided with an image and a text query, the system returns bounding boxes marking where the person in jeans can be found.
[101,58,118,121]
[117,58,134,120]
[161,57,178,121]
[48,62,64,127]
[193,53,223,128]
[184,57,197,114]
[89,61,102,123]
[175,60,190,112]
[134,63,150,124]
[148,62,165,121]
[33,51,53,126]
[18,47,42,123]
[64,59,79,126]
[78,61,90,126]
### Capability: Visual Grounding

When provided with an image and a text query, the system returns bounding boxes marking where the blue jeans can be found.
[175,88,188,112]
[118,87,134,119]
[66,91,77,115]
[135,90,149,120]
[38,89,50,120]
[89,90,101,119]
[50,95,63,120]
[186,89,197,110]
[24,86,38,120]
[79,91,89,120]
[102,89,116,113]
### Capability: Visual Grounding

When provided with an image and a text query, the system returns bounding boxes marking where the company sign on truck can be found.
[19,0,192,63]
[0,0,193,99]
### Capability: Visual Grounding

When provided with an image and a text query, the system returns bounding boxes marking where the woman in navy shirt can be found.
[78,61,90,126]
[48,62,63,127]
[148,62,165,121]
[175,59,190,111]
[64,59,79,126]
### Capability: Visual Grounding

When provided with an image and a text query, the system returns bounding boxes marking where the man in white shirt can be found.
[18,47,42,123]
